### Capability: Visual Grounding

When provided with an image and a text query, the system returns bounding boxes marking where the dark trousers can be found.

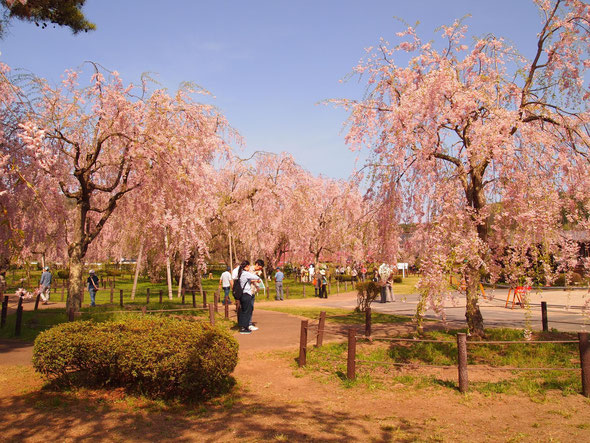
[238,294,253,329]
[320,285,327,298]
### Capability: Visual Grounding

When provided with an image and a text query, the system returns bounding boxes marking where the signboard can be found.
[397,263,408,278]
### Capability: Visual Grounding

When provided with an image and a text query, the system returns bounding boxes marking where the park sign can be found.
[397,263,408,278]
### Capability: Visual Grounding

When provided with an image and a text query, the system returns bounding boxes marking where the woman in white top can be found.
[236,260,261,334]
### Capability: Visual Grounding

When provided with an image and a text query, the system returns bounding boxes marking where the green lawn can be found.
[4,268,420,306]
[301,328,582,397]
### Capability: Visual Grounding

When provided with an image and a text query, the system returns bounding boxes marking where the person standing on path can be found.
[275,267,284,300]
[319,269,328,298]
[219,265,232,305]
[249,259,265,329]
[87,269,99,307]
[378,263,395,303]
[236,260,261,334]
[39,266,52,304]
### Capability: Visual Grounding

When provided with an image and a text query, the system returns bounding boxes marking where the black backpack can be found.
[232,277,245,300]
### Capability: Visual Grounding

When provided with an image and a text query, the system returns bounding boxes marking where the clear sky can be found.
[1,0,542,179]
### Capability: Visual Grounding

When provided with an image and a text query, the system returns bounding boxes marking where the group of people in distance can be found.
[218,259,286,335]
[37,267,100,307]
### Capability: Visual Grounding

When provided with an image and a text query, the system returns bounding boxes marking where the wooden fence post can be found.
[109,287,114,305]
[1,295,8,328]
[457,332,469,393]
[109,286,114,304]
[541,301,548,332]
[34,292,41,311]
[214,291,219,313]
[316,311,326,347]
[119,289,123,307]
[61,285,64,302]
[365,307,372,337]
[146,288,150,305]
[15,297,23,336]
[141,306,147,316]
[579,332,590,397]
[202,290,206,309]
[347,328,356,380]
[181,289,185,305]
[224,302,229,319]
[298,320,308,367]
[159,289,163,304]
[209,304,215,326]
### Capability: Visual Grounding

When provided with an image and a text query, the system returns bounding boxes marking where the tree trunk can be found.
[197,272,204,305]
[463,176,487,337]
[67,200,90,312]
[131,240,144,300]
[177,259,184,299]
[67,244,85,312]
[232,234,238,265]
[228,229,233,270]
[164,228,173,300]
[262,266,268,299]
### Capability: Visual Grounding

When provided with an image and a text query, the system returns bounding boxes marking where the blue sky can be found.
[2,0,542,179]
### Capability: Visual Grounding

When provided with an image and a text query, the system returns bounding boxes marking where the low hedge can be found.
[33,316,239,399]
[355,281,381,311]
[554,272,583,286]
[56,270,69,279]
[334,275,357,282]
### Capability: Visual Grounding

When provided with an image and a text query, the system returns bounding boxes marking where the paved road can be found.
[257,288,590,333]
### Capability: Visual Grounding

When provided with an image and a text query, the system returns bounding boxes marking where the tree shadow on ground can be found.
[0,384,427,441]
[0,339,32,356]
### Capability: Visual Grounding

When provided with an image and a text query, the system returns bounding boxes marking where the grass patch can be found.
[299,328,582,397]
[0,308,69,341]
[4,270,421,305]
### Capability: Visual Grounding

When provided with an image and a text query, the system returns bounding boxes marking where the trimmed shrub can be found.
[554,272,583,287]
[56,270,69,279]
[33,316,239,399]
[393,275,403,284]
[355,281,381,312]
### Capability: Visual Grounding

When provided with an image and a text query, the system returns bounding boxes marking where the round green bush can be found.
[355,281,381,311]
[56,270,70,279]
[554,272,583,286]
[33,316,239,399]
